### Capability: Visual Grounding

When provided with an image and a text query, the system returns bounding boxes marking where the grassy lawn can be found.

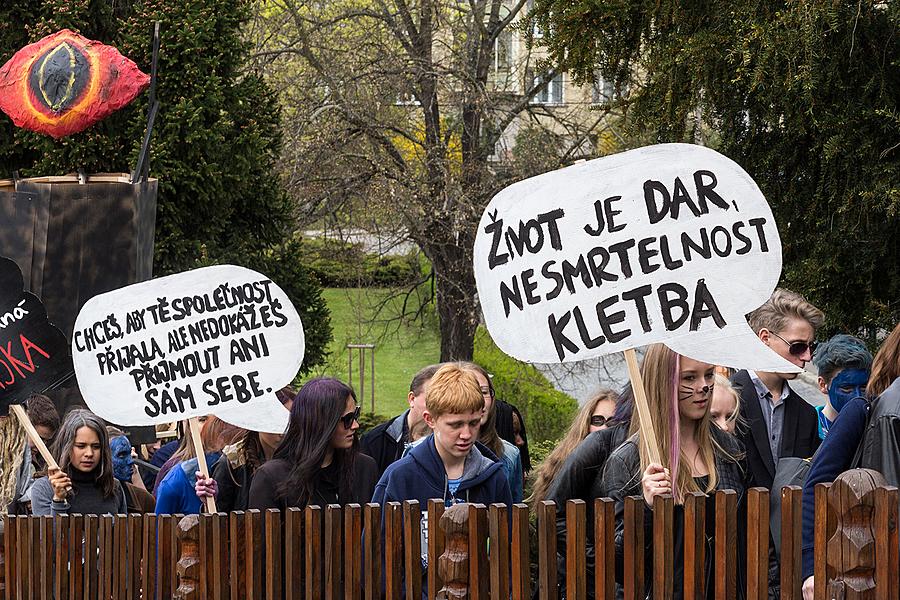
[302,288,441,417]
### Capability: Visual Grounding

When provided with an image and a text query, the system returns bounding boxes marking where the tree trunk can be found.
[428,233,479,362]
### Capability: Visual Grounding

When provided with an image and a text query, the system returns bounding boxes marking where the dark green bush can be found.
[296,238,426,288]
[473,327,577,444]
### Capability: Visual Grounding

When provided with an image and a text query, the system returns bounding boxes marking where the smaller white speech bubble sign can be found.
[473,143,800,372]
[72,265,304,433]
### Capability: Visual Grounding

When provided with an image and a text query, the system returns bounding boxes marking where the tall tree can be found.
[532,0,900,340]
[0,0,332,372]
[252,0,618,360]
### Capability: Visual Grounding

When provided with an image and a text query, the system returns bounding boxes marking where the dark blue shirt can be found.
[801,397,868,579]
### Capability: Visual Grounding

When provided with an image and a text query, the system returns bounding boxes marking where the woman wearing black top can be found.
[599,344,747,599]
[31,409,127,516]
[249,378,377,510]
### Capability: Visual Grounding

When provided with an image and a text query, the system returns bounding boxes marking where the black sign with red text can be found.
[0,256,70,415]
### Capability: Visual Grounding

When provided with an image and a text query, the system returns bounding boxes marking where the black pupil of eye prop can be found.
[28,42,91,113]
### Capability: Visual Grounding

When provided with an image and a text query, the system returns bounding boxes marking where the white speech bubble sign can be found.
[72,265,303,433]
[474,143,800,372]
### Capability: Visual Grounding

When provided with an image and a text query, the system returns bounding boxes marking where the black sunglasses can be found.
[590,415,608,428]
[770,331,818,357]
[480,386,495,398]
[340,406,361,429]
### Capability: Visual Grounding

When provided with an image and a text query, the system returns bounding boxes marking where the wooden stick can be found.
[622,349,661,464]
[188,417,217,513]
[10,404,59,470]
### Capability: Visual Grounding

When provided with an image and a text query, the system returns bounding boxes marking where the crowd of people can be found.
[0,287,898,600]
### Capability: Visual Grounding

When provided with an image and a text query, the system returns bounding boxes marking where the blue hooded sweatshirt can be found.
[372,434,512,509]
[370,434,512,599]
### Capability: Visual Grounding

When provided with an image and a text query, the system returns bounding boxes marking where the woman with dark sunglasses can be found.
[248,377,377,510]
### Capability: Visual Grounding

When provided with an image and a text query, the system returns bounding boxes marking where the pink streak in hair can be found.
[670,351,682,504]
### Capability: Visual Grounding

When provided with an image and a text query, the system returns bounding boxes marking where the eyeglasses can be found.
[480,386,495,398]
[340,406,361,429]
[590,415,608,428]
[769,331,818,357]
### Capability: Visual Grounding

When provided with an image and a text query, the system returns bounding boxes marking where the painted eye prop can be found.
[0,29,149,139]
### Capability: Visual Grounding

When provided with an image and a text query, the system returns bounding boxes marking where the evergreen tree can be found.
[0,0,331,372]
[532,0,900,340]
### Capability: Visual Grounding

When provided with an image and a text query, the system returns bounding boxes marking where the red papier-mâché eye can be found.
[0,29,150,139]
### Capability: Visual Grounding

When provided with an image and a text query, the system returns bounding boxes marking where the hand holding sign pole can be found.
[72,265,305,512]
[474,143,801,467]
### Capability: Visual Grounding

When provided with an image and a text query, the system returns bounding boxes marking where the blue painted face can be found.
[110,435,134,482]
[827,368,869,413]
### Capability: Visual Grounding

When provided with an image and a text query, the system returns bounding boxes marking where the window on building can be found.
[531,72,564,104]
[493,31,512,74]
[591,76,615,104]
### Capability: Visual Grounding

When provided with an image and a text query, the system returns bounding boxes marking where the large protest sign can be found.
[0,257,71,416]
[72,265,304,434]
[474,143,800,374]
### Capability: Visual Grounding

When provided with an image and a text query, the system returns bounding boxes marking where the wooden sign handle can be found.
[10,404,59,470]
[10,403,72,495]
[623,348,662,465]
[188,417,217,513]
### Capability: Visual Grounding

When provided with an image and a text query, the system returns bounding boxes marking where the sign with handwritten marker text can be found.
[0,257,70,415]
[474,143,800,372]
[72,265,304,433]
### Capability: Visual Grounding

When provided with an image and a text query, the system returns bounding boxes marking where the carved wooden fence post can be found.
[825,468,897,600]
[174,514,201,600]
[436,503,470,600]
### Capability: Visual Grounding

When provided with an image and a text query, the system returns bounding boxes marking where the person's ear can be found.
[423,410,436,429]
[758,328,770,344]
[817,376,828,395]
[407,392,416,409]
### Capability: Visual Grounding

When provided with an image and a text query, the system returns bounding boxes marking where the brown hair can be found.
[26,394,60,436]
[868,323,900,399]
[425,363,484,419]
[529,389,617,506]
[747,288,825,334]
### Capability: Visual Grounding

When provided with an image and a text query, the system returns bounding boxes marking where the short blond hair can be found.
[425,363,484,418]
[713,374,741,425]
[747,288,825,334]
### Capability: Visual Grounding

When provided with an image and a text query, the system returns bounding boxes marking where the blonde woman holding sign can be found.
[599,343,747,598]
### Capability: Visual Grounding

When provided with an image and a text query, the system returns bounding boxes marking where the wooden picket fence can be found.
[1,469,897,600]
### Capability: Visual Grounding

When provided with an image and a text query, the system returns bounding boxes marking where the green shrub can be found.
[473,327,578,444]
[358,411,392,435]
[296,237,427,288]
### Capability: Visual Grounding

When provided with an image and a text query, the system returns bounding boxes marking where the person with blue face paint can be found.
[110,435,135,482]
[811,334,873,439]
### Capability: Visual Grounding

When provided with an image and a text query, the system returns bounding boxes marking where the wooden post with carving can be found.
[174,514,202,600]
[436,503,470,600]
[825,468,896,600]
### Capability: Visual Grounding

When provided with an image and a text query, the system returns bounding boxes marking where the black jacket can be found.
[547,423,629,599]
[731,370,820,490]
[360,411,409,479]
[856,376,900,486]
[248,453,379,511]
[599,427,748,600]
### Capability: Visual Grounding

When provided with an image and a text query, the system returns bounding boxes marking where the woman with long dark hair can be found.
[31,409,127,516]
[249,378,378,510]
[212,386,295,512]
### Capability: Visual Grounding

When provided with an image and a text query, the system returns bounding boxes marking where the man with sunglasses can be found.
[731,288,825,491]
